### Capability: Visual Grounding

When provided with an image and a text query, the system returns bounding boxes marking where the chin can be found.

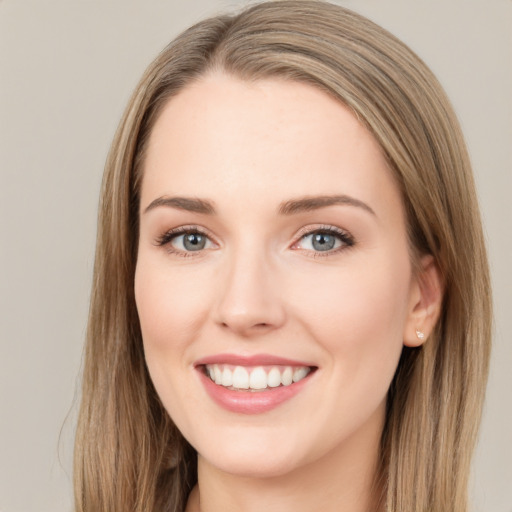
[188,396,387,482]
[190,423,309,478]
[201,448,304,479]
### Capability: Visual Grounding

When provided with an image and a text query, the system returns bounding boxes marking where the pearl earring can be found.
[416,329,425,340]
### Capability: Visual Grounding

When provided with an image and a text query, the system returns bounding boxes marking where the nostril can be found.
[220,321,269,330]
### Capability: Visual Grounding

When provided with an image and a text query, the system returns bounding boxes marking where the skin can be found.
[135,73,441,512]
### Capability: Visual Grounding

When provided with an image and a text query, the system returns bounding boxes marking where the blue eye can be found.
[172,232,209,251]
[295,228,353,253]
[156,228,215,254]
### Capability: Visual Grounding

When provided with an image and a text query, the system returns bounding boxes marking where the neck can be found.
[186,408,385,512]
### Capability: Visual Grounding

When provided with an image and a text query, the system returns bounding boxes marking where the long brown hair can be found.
[74,2,492,511]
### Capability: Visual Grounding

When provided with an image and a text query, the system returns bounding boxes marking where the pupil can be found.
[184,233,206,251]
[312,233,335,251]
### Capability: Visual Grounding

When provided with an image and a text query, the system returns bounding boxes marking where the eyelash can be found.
[155,225,213,257]
[292,225,355,258]
[155,224,355,258]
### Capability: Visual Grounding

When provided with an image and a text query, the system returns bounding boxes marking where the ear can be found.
[403,254,444,347]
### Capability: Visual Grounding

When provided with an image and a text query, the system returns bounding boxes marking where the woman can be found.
[74,1,492,511]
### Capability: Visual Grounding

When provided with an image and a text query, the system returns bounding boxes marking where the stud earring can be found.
[415,329,425,340]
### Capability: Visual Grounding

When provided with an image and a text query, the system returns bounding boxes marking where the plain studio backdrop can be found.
[0,1,510,511]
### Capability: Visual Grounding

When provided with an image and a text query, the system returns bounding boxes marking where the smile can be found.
[204,364,312,391]
[195,354,317,414]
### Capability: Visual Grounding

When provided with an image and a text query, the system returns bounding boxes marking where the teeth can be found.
[232,366,249,389]
[267,367,282,388]
[221,366,233,387]
[249,367,267,390]
[281,366,293,386]
[293,367,309,382]
[214,365,222,385]
[205,364,311,391]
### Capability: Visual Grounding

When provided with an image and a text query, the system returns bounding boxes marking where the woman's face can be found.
[135,74,424,478]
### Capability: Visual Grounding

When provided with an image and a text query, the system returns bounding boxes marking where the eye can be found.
[172,232,212,251]
[293,227,354,254]
[156,227,216,255]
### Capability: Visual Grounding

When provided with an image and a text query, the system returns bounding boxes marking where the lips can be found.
[194,354,317,414]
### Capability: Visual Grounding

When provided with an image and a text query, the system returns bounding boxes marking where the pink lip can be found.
[194,353,314,367]
[194,353,317,415]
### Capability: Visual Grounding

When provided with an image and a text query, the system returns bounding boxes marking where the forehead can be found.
[141,73,402,222]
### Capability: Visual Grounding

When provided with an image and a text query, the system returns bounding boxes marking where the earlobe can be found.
[403,255,444,347]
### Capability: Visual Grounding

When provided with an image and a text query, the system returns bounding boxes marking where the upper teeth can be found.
[205,364,311,390]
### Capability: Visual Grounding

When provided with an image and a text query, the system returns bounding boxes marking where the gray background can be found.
[0,1,510,511]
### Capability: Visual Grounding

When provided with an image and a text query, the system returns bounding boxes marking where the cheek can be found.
[290,255,412,372]
[287,258,411,439]
[134,261,210,424]
[135,262,211,353]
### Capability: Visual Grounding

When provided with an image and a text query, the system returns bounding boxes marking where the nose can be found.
[213,246,286,337]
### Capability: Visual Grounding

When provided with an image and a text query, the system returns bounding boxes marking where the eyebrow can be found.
[143,194,375,217]
[278,195,376,216]
[143,196,216,215]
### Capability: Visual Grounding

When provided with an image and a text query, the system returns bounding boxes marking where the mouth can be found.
[194,354,317,414]
[201,364,314,391]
